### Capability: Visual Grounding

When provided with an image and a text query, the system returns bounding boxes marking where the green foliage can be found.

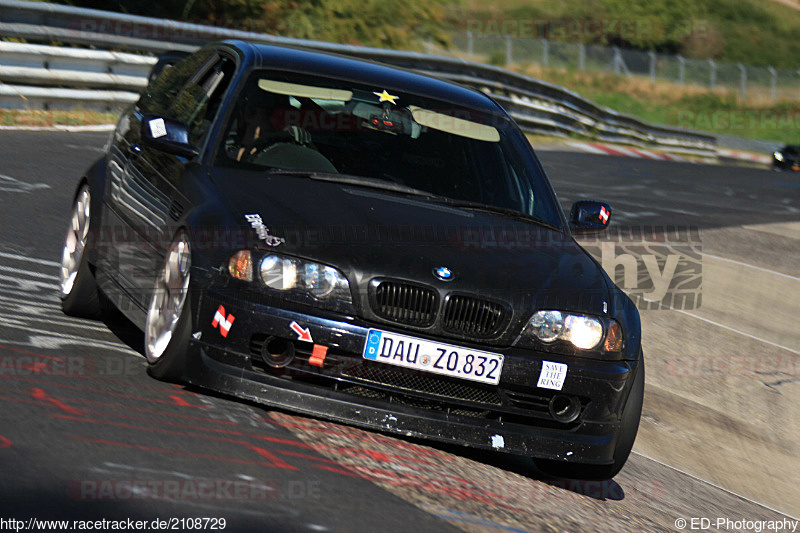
[700,0,771,26]
[42,0,800,144]
[54,0,263,21]
[261,0,451,50]
[459,0,800,69]
[56,0,452,51]
[489,49,507,66]
[55,0,800,68]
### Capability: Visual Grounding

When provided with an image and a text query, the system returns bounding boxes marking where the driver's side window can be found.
[139,49,214,116]
[168,54,236,148]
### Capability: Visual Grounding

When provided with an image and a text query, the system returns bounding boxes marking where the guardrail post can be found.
[678,55,685,85]
[505,35,512,65]
[708,59,716,91]
[610,47,630,77]
[578,43,585,71]
[467,31,473,56]
[768,66,777,100]
[738,63,746,100]
[541,39,549,67]
[648,51,656,83]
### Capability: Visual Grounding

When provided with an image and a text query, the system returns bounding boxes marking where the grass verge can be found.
[0,109,119,127]
[513,64,800,145]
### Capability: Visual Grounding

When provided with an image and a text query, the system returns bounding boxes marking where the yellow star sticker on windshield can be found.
[373,90,399,105]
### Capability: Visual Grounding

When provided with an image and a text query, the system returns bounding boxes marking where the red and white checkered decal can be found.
[211,305,235,337]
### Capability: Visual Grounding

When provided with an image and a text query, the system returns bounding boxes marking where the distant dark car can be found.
[59,40,643,479]
[773,145,800,171]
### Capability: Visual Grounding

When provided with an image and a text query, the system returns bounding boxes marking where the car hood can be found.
[209,168,610,315]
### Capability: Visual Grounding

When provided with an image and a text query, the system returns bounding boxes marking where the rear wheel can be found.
[59,184,103,318]
[535,354,644,480]
[144,232,192,382]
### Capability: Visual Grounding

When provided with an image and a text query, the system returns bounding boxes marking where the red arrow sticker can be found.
[289,321,313,343]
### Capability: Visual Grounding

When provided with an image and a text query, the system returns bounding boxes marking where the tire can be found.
[59,184,104,318]
[144,231,192,382]
[535,354,645,480]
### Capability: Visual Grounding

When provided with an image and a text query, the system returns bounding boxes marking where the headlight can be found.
[259,254,350,300]
[524,310,618,351]
[526,310,564,342]
[260,255,298,290]
[302,262,339,297]
[774,151,784,162]
[563,314,603,350]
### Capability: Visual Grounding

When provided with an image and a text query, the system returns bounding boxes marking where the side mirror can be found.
[141,114,199,159]
[569,200,612,234]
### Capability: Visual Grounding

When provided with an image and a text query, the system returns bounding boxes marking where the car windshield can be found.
[216,70,563,229]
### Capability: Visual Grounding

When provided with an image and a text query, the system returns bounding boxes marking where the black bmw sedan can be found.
[59,40,643,479]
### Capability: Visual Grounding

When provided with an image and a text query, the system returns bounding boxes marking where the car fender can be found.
[75,156,108,266]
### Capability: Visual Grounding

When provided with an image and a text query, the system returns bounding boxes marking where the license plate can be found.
[362,329,503,385]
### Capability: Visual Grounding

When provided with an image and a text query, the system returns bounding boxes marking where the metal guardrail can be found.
[0,84,139,110]
[0,41,153,109]
[0,0,716,154]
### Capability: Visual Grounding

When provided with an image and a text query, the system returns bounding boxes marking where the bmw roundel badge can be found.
[433,266,454,281]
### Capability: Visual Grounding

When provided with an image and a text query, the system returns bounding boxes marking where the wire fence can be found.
[449,33,800,102]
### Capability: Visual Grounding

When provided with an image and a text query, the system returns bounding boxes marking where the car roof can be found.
[221,40,505,115]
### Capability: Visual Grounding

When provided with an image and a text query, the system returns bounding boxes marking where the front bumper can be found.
[184,288,638,464]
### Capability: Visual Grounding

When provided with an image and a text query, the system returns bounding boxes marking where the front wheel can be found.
[535,354,645,480]
[59,184,104,318]
[144,232,192,382]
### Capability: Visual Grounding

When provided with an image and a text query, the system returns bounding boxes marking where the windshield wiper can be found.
[431,199,563,231]
[265,169,436,198]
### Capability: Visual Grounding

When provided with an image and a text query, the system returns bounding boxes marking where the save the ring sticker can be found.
[148,118,167,138]
[537,361,568,390]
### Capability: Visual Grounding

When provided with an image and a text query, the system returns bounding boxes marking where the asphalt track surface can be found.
[0,131,797,532]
